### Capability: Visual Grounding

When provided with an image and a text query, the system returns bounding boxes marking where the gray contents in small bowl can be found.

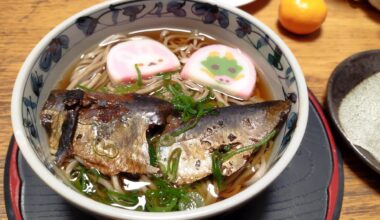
[338,71,380,163]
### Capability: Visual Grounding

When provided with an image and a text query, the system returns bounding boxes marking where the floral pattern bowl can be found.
[11,0,308,219]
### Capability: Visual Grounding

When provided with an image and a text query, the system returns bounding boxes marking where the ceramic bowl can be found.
[11,0,308,219]
[327,50,380,174]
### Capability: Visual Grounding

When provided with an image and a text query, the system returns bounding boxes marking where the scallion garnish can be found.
[107,190,139,207]
[134,64,143,86]
[221,130,277,162]
[157,71,178,82]
[92,142,119,159]
[158,117,200,146]
[211,151,223,189]
[113,84,140,94]
[178,191,205,211]
[108,64,144,95]
[70,165,96,195]
[77,84,95,92]
[148,138,158,166]
[157,84,217,146]
[144,178,205,212]
[167,148,182,182]
[166,84,216,123]
[98,86,109,93]
[211,130,277,189]
[70,164,142,207]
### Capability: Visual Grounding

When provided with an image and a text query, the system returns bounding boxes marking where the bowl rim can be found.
[11,0,309,219]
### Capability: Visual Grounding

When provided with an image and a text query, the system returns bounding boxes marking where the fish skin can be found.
[40,90,84,152]
[55,109,79,165]
[41,90,173,175]
[159,100,290,185]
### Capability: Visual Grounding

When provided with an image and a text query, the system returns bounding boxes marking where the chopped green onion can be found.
[221,130,277,162]
[144,178,189,212]
[158,162,167,175]
[109,64,144,95]
[114,84,139,94]
[167,148,182,182]
[148,140,158,166]
[222,144,232,152]
[159,117,200,146]
[211,151,223,189]
[77,84,95,92]
[87,168,101,182]
[158,84,217,146]
[211,130,278,189]
[141,177,207,211]
[77,85,110,94]
[92,141,119,159]
[134,64,143,86]
[68,165,143,209]
[158,134,175,146]
[152,177,171,190]
[145,190,178,212]
[157,71,178,81]
[107,190,139,207]
[166,84,196,121]
[178,192,205,211]
[170,117,199,137]
[166,84,216,123]
[98,86,109,93]
[71,165,96,195]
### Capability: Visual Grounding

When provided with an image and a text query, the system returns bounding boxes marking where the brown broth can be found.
[55,59,80,90]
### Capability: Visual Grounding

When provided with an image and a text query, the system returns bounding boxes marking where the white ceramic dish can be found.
[11,0,308,219]
[210,0,256,7]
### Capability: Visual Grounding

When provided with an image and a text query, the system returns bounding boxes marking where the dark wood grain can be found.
[1,0,379,219]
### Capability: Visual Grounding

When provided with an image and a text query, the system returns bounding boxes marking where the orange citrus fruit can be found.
[279,0,328,35]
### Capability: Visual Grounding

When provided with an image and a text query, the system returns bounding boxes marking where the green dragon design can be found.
[201,51,244,84]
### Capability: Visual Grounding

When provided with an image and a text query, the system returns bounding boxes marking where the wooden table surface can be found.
[0,0,379,219]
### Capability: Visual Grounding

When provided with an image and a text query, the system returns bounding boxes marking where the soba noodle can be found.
[58,29,271,208]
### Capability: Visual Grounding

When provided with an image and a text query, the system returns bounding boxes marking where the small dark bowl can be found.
[326,49,380,174]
